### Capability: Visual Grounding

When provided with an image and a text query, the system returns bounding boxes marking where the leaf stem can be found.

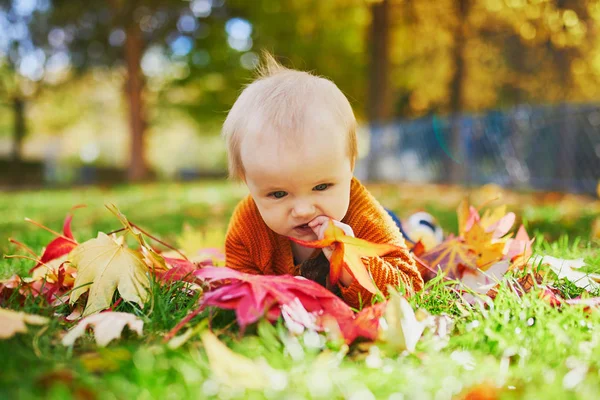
[24,218,77,244]
[130,222,189,261]
[8,238,39,258]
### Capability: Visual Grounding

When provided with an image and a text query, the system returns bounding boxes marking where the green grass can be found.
[0,181,599,399]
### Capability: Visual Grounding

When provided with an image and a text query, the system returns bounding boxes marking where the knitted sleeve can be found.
[338,181,424,309]
[224,198,264,275]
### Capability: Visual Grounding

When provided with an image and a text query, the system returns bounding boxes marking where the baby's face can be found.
[241,127,353,241]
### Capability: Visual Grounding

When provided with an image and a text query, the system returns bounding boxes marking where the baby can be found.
[221,54,423,309]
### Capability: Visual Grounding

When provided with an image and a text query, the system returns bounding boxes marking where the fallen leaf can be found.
[30,207,83,273]
[477,204,515,238]
[201,330,268,390]
[157,257,201,282]
[289,220,403,293]
[378,289,430,353]
[69,232,151,316]
[336,301,386,344]
[539,287,563,306]
[195,267,353,331]
[504,225,534,261]
[0,274,22,302]
[531,256,600,292]
[28,264,73,306]
[460,260,511,295]
[464,224,505,268]
[457,198,478,236]
[0,308,49,339]
[62,312,143,347]
[459,382,501,400]
[565,297,600,312]
[280,297,320,335]
[80,348,131,373]
[419,236,478,280]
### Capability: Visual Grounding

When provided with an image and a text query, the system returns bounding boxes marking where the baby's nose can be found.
[291,201,315,218]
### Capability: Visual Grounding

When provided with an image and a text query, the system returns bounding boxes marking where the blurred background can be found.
[0,0,599,194]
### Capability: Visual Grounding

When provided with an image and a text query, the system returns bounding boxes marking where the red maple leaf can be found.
[155,257,203,282]
[30,206,83,273]
[165,267,395,344]
[193,267,354,331]
[336,301,386,343]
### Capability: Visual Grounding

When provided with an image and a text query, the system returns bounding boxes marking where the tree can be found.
[366,0,391,180]
[0,0,43,165]
[30,0,233,181]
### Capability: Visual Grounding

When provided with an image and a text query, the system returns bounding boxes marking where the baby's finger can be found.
[308,216,330,228]
[332,220,354,237]
[313,221,329,239]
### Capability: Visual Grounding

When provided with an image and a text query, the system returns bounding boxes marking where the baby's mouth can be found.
[296,223,310,229]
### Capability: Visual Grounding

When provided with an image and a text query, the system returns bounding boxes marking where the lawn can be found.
[1,181,599,400]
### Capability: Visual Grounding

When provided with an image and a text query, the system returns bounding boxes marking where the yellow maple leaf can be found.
[201,330,268,390]
[457,198,471,236]
[479,205,506,230]
[464,223,505,269]
[0,308,48,339]
[69,232,150,316]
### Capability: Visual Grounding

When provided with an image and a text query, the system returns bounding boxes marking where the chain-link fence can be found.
[360,103,600,194]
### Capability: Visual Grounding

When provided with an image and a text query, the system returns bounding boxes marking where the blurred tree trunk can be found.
[447,0,470,184]
[124,21,148,181]
[11,96,25,164]
[366,0,391,181]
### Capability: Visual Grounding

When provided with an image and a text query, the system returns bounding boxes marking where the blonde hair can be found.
[222,52,357,180]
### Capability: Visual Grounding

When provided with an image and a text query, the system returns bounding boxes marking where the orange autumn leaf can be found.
[289,220,402,293]
[459,382,500,400]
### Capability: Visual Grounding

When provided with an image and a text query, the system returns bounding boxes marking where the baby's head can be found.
[222,53,357,240]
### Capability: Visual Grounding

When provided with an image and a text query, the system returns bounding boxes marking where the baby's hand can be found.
[308,216,354,244]
[308,216,355,287]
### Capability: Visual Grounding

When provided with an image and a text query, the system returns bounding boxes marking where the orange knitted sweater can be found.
[224,177,424,309]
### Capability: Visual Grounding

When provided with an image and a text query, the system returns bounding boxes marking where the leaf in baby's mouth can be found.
[288,220,403,293]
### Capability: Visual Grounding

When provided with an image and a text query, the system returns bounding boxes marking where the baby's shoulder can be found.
[347,178,386,219]
[346,178,403,243]
[228,195,268,237]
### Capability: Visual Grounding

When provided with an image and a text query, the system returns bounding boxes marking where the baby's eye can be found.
[313,183,331,191]
[269,191,287,199]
